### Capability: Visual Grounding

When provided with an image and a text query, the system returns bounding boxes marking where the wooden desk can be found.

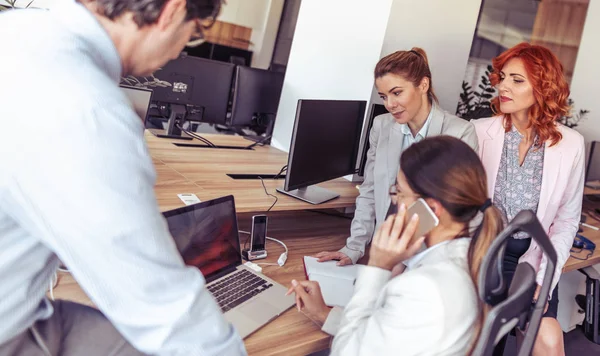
[563,221,600,273]
[147,131,359,213]
[52,211,351,356]
[52,132,360,355]
[584,186,600,196]
[563,195,600,272]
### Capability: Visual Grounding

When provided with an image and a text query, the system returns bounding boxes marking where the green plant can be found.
[559,99,589,129]
[456,64,495,121]
[1,0,35,11]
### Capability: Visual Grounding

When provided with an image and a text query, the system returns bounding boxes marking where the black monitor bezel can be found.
[284,99,367,191]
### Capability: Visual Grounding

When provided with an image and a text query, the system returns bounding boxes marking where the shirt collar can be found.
[52,1,122,82]
[399,107,433,138]
[404,238,472,270]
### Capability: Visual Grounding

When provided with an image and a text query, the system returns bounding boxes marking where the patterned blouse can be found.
[494,126,545,239]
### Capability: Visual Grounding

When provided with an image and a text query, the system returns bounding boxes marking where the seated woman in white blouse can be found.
[288,136,503,355]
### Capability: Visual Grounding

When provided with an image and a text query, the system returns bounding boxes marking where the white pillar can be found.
[250,0,285,69]
[371,0,483,113]
[571,0,600,143]
[272,0,483,152]
[271,0,393,151]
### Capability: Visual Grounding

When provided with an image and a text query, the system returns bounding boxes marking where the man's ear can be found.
[156,0,188,31]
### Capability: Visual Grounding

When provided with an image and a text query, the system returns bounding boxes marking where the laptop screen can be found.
[163,195,242,282]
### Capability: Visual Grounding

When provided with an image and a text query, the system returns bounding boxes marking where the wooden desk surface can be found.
[563,222,600,273]
[584,186,600,196]
[52,211,351,356]
[563,196,600,272]
[52,132,359,355]
[147,131,359,213]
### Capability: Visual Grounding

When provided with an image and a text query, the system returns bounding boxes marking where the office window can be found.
[462,0,589,112]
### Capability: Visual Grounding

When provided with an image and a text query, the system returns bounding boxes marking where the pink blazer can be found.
[473,116,585,295]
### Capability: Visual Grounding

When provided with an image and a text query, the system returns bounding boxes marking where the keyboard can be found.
[207,269,273,312]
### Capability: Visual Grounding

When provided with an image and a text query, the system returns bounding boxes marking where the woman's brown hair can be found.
[400,136,504,353]
[374,47,439,105]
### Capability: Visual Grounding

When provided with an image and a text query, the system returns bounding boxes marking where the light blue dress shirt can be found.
[0,2,245,355]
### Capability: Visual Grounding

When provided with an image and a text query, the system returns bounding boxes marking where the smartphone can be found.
[250,215,268,251]
[406,198,439,240]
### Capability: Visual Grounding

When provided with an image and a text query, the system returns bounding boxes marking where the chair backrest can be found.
[472,210,557,356]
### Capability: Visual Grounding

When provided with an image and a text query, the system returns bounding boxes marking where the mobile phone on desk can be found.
[406,198,439,241]
[249,215,268,259]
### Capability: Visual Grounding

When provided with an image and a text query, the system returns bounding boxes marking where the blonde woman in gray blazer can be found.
[316,48,478,268]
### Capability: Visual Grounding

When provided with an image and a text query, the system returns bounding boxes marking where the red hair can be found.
[489,42,569,146]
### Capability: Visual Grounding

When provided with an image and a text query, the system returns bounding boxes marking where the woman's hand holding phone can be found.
[368,203,425,271]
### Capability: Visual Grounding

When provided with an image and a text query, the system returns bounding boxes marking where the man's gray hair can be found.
[95,0,223,27]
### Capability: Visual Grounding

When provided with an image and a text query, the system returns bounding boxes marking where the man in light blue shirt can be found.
[0,0,246,355]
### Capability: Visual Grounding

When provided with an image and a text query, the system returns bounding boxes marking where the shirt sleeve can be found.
[339,117,382,264]
[538,135,585,294]
[331,266,444,356]
[322,306,344,335]
[5,102,246,355]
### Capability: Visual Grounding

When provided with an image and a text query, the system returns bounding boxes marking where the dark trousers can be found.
[0,301,145,356]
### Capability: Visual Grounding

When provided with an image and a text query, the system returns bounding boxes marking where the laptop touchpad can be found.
[238,299,279,322]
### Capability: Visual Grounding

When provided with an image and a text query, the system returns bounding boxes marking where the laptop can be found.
[163,195,295,338]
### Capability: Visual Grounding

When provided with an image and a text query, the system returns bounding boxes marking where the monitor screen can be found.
[284,99,367,191]
[120,85,152,123]
[358,103,388,176]
[163,196,241,283]
[586,141,600,182]
[230,67,285,127]
[121,55,235,125]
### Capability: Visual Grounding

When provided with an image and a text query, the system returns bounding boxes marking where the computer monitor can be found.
[119,85,153,124]
[357,103,388,176]
[123,55,235,139]
[230,66,285,141]
[585,141,600,189]
[276,99,367,204]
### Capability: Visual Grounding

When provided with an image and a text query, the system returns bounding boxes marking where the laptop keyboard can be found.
[207,269,273,312]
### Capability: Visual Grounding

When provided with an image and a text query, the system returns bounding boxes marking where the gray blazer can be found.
[339,105,479,263]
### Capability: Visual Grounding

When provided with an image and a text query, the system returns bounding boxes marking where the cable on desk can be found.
[259,176,278,212]
[48,272,58,301]
[273,165,287,180]
[239,230,289,267]
[570,246,594,260]
[175,124,217,147]
[245,135,272,149]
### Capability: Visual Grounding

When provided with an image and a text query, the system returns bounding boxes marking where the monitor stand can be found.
[276,186,339,205]
[150,104,193,140]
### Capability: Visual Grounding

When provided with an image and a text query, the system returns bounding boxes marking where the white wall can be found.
[370,0,483,113]
[271,0,393,152]
[250,0,284,69]
[571,0,600,143]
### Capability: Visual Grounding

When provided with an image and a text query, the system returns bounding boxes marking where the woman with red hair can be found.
[473,42,584,355]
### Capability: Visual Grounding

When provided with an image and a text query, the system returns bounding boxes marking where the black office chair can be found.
[472,210,557,356]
